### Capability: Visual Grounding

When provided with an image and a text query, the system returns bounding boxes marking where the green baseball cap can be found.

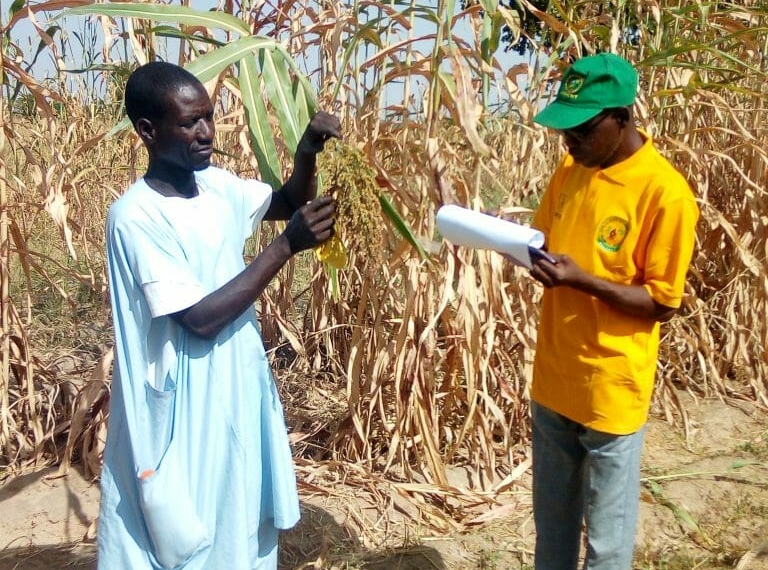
[534,53,638,130]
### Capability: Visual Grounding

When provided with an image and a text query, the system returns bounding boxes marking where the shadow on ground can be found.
[0,502,445,570]
[0,543,96,570]
[281,501,445,569]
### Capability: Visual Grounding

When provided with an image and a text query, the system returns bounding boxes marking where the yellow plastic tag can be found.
[315,234,348,269]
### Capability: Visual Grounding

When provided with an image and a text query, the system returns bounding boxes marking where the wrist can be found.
[275,232,297,257]
[296,139,320,157]
[297,138,321,156]
[570,270,596,294]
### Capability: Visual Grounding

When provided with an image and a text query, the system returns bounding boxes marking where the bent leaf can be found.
[61,3,249,36]
[379,194,430,260]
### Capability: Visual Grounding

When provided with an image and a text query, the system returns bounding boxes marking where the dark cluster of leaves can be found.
[461,1,649,56]
[500,0,552,56]
[461,0,552,56]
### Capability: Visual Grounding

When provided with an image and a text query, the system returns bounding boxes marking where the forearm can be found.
[571,274,675,321]
[273,148,318,216]
[266,110,341,220]
[172,234,293,339]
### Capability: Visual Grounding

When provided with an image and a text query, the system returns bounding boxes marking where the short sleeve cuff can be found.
[643,283,682,310]
[143,281,207,318]
[243,179,273,231]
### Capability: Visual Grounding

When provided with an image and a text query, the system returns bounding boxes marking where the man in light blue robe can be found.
[98,61,341,570]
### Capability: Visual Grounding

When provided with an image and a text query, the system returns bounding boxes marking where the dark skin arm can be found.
[530,253,677,322]
[171,111,341,339]
[171,198,335,339]
[266,111,342,220]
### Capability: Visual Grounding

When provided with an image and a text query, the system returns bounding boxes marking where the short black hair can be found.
[124,61,203,126]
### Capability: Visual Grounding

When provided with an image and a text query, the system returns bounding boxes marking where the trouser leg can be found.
[532,402,586,570]
[581,425,645,570]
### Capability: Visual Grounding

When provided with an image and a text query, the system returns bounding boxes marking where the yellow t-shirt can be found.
[531,133,699,434]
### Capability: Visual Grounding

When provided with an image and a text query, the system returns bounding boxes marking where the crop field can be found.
[0,1,766,568]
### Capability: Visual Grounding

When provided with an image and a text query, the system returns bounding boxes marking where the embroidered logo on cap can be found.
[597,216,629,252]
[561,74,586,100]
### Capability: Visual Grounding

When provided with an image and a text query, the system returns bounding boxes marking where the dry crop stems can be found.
[1,73,125,472]
[265,0,768,501]
[0,2,766,536]
[637,2,768,416]
[277,118,543,490]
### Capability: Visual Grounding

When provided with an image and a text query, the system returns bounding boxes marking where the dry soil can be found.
[1,393,766,570]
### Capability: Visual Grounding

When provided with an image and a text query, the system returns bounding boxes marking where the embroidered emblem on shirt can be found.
[561,74,585,100]
[597,216,629,252]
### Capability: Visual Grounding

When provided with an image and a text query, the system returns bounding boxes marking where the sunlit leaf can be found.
[184,36,277,82]
[257,47,304,153]
[238,57,282,189]
[61,2,249,35]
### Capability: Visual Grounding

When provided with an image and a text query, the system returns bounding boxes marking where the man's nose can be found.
[198,119,214,139]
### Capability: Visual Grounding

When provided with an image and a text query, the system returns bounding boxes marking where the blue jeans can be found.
[531,402,645,570]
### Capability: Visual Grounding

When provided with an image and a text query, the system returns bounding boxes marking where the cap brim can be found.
[533,102,603,130]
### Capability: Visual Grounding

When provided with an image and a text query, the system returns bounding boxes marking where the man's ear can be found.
[614,107,630,127]
[136,118,155,143]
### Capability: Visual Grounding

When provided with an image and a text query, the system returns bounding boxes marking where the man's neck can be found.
[600,126,645,169]
[144,166,198,198]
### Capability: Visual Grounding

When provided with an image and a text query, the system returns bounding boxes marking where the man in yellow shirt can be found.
[527,53,699,570]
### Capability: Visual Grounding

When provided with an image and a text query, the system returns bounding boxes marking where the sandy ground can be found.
[1,393,767,570]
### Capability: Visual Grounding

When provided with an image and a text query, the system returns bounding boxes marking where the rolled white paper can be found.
[436,204,545,269]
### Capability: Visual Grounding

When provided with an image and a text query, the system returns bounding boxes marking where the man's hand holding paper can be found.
[435,204,555,269]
